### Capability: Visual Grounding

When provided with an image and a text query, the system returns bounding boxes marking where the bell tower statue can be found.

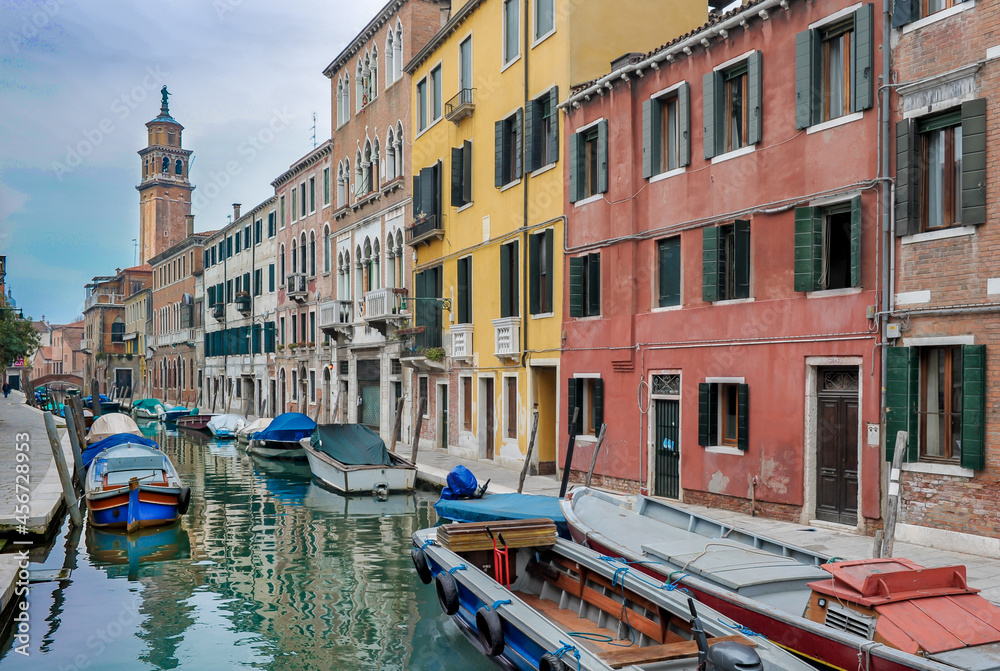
[136,86,195,264]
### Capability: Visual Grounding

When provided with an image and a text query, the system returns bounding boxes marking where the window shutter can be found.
[678,82,691,167]
[544,229,554,311]
[593,379,604,429]
[642,98,656,179]
[569,132,581,203]
[885,347,916,462]
[451,146,465,208]
[962,98,987,226]
[569,256,584,317]
[524,99,537,173]
[412,174,423,215]
[702,226,720,302]
[420,166,437,220]
[961,344,986,470]
[269,264,275,292]
[658,237,680,307]
[510,241,519,318]
[794,207,816,292]
[703,72,718,159]
[243,272,250,294]
[529,233,540,314]
[850,196,863,288]
[737,383,749,451]
[734,219,751,299]
[457,257,469,324]
[795,30,816,129]
[597,120,609,194]
[547,87,560,164]
[414,270,427,349]
[495,120,504,187]
[891,0,916,28]
[895,119,918,237]
[698,382,713,447]
[747,51,763,145]
[500,243,511,318]
[587,253,601,316]
[514,108,523,179]
[463,140,473,204]
[853,4,874,112]
[567,378,579,435]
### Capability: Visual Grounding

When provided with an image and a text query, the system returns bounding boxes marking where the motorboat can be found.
[301,423,415,494]
[86,413,142,445]
[162,405,197,423]
[247,412,314,458]
[207,413,247,440]
[237,417,272,445]
[131,398,166,420]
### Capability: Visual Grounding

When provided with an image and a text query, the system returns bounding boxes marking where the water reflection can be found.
[0,423,493,671]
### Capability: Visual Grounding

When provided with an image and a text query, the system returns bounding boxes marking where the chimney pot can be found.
[233,203,242,219]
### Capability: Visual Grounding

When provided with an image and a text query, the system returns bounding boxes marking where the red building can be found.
[560,0,885,528]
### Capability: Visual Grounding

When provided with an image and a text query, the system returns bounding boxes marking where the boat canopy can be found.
[257,413,316,442]
[133,398,164,411]
[311,423,391,466]
[82,434,159,469]
[242,417,272,438]
[88,414,141,444]
[207,414,247,433]
[434,493,570,538]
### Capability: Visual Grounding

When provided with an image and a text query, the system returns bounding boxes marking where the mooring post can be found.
[559,408,581,498]
[517,408,540,494]
[880,431,907,558]
[410,396,427,463]
[388,396,405,453]
[90,381,102,418]
[585,423,607,488]
[43,412,83,528]
[63,405,85,490]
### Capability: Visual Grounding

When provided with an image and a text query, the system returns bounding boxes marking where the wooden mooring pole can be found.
[410,396,427,464]
[43,412,83,528]
[585,423,607,488]
[517,408,540,494]
[63,404,85,490]
[559,408,581,498]
[879,431,907,559]
[388,396,405,453]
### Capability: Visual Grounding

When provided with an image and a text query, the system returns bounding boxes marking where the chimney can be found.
[233,203,242,219]
[440,1,451,27]
[186,214,195,236]
[611,52,643,71]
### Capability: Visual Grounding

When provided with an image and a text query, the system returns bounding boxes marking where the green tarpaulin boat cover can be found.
[311,424,393,466]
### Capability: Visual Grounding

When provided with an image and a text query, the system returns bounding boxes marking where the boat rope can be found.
[857,640,878,671]
[597,556,690,594]
[447,564,467,575]
[419,539,436,551]
[661,574,689,592]
[548,641,582,670]
[681,542,780,572]
[485,599,511,611]
[717,617,765,638]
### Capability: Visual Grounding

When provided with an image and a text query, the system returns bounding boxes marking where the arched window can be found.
[354,151,363,199]
[385,128,396,181]
[393,22,403,83]
[372,138,381,188]
[337,161,347,208]
[291,240,297,274]
[370,46,378,100]
[372,238,381,291]
[395,122,405,178]
[175,159,183,175]
[355,245,364,299]
[385,31,394,89]
[356,60,365,111]
[343,251,351,299]
[362,141,374,195]
[395,230,404,289]
[324,225,331,273]
[279,244,286,283]
[343,74,350,121]
[143,160,148,178]
[362,239,373,293]
[162,156,169,173]
[299,232,307,273]
[309,230,316,276]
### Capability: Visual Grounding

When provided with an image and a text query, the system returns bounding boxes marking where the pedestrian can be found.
[2,382,9,398]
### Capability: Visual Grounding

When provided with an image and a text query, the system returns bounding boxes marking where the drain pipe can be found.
[880,0,891,415]
[520,0,531,372]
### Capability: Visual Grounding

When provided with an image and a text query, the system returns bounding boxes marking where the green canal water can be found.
[0,425,495,671]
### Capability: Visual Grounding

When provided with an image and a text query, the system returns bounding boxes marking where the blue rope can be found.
[547,641,581,671]
[717,617,765,638]
[611,566,629,588]
[447,564,467,575]
[419,539,435,551]
[488,599,511,611]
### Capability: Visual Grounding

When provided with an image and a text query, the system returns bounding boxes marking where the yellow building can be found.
[404,0,706,472]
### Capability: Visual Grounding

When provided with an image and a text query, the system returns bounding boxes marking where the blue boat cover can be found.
[82,434,160,469]
[310,424,392,466]
[433,493,570,538]
[256,412,317,442]
[439,465,479,500]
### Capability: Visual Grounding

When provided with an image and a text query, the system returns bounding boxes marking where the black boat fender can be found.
[538,652,568,671]
[178,487,192,515]
[411,547,433,585]
[475,600,508,656]
[435,571,460,615]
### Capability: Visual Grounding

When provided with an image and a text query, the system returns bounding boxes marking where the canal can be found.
[0,424,495,670]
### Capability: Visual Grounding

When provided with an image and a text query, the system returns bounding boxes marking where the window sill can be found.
[457,202,474,213]
[902,0,976,34]
[902,461,974,478]
[901,225,976,245]
[650,167,686,183]
[530,162,557,177]
[573,193,604,207]
[500,178,522,193]
[531,28,556,49]
[652,304,683,312]
[415,116,442,140]
[711,297,754,305]
[806,287,862,299]
[806,112,864,135]
[530,312,554,320]
[705,445,744,456]
[710,144,756,165]
[575,435,599,444]
[501,55,521,74]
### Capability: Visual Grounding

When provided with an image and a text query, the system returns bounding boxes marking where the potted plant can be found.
[288,342,298,351]
[276,344,285,352]
[425,347,446,362]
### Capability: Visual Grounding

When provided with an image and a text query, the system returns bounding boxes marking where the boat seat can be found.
[597,635,756,669]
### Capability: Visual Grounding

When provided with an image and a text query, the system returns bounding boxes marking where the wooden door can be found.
[815,369,859,526]
[484,378,494,460]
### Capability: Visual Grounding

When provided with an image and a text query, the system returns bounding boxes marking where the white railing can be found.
[492,317,521,359]
[84,293,123,310]
[156,328,195,347]
[450,323,473,359]
[364,287,405,320]
[319,299,353,329]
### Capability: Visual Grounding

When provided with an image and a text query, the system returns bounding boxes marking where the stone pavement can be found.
[407,443,1000,604]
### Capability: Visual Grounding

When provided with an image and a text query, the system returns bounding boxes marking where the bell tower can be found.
[136,86,195,264]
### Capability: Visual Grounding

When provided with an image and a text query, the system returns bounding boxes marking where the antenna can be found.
[132,238,138,266]
[311,112,317,149]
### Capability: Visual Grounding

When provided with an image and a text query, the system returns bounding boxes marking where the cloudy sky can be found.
[0,0,384,324]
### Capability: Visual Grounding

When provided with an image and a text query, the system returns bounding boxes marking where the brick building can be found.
[82,265,152,395]
[886,0,1000,553]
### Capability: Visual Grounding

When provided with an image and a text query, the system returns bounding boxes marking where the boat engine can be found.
[688,598,763,671]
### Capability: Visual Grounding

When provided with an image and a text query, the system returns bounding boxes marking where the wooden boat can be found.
[562,487,1000,671]
[237,417,272,445]
[85,440,191,532]
[301,423,414,494]
[86,413,141,445]
[207,413,247,439]
[247,412,314,458]
[162,405,196,423]
[131,398,166,420]
[411,521,815,671]
[176,414,216,431]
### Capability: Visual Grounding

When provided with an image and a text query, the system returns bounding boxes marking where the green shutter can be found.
[597,120,609,194]
[269,264,275,292]
[698,382,714,447]
[569,256,584,317]
[525,98,537,173]
[794,207,816,292]
[463,140,473,204]
[457,257,469,324]
[747,51,763,146]
[587,253,601,316]
[544,229,554,311]
[703,71,718,159]
[895,119,917,237]
[547,87,560,164]
[795,30,816,129]
[414,270,427,349]
[962,344,986,470]
[737,383,749,451]
[500,243,511,318]
[702,226,720,303]
[593,378,604,429]
[658,237,680,307]
[885,347,916,462]
[850,196,862,288]
[962,98,987,226]
[734,219,751,299]
[569,132,581,203]
[412,174,423,215]
[642,98,657,179]
[510,241,519,318]
[451,146,464,208]
[420,166,437,220]
[514,108,523,179]
[567,378,579,435]
[529,233,540,314]
[495,120,504,187]
[891,0,917,27]
[678,82,691,167]
[853,4,874,112]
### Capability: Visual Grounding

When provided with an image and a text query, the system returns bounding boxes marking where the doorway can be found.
[815,367,859,526]
[357,359,380,431]
[438,383,449,449]
[480,377,494,460]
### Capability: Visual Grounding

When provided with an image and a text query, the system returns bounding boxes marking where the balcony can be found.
[406,215,443,247]
[157,328,196,347]
[235,293,251,314]
[318,299,354,338]
[80,338,93,353]
[212,303,226,320]
[363,287,408,336]
[287,273,308,303]
[84,293,123,311]
[444,88,476,124]
[450,323,473,361]
[492,316,521,360]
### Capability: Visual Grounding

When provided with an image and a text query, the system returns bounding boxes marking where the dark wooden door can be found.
[816,369,859,526]
[653,399,680,499]
[440,387,448,449]
[484,378,494,460]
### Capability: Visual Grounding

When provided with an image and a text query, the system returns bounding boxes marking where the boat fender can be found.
[475,606,505,656]
[411,547,433,585]
[178,487,192,515]
[538,653,569,671]
[435,572,460,615]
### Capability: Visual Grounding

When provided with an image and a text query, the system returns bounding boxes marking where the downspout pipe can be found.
[880,0,891,416]
[521,0,530,371]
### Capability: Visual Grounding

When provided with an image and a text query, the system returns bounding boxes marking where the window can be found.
[309,177,316,213]
[657,237,681,307]
[291,189,297,222]
[412,160,442,224]
[418,376,429,412]
[111,320,125,343]
[503,0,519,64]
[254,219,262,245]
[430,65,442,121]
[462,377,473,431]
[703,52,762,159]
[892,0,968,25]
[526,87,559,172]
[414,266,442,349]
[269,264,275,292]
[535,0,554,40]
[495,109,523,187]
[300,183,307,218]
[643,85,691,178]
[500,241,519,318]
[310,370,316,403]
[698,381,749,450]
[505,376,517,439]
[795,6,873,129]
[417,78,428,132]
[460,36,473,91]
[268,212,276,237]
[529,229,554,314]
[451,140,473,208]
[567,377,603,437]
[568,253,600,317]
[896,100,985,235]
[226,236,233,258]
[886,345,985,469]
[569,121,608,202]
[323,168,330,205]
[280,317,285,345]
[456,256,472,324]
[794,198,862,292]
[702,221,750,302]
[280,196,286,228]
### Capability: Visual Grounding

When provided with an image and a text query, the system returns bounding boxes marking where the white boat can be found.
[206,413,246,439]
[302,424,415,496]
[237,417,271,445]
[87,413,142,445]
[131,398,166,420]
[247,412,314,459]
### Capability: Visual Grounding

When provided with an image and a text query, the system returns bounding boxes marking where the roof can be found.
[323,0,408,78]
[271,140,334,188]
[121,264,152,273]
[31,320,49,333]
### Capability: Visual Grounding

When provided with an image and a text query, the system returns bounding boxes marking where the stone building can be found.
[82,265,152,395]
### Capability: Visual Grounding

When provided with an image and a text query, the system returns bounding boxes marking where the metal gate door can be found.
[653,398,680,499]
